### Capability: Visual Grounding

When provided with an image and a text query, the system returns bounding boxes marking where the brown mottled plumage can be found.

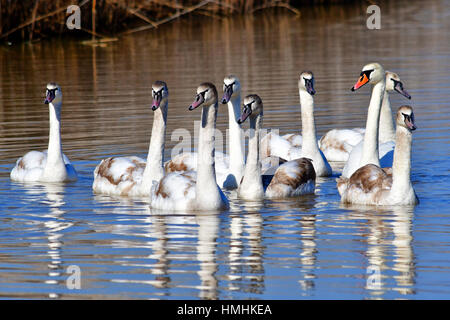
[319,134,349,154]
[337,105,418,206]
[265,158,316,198]
[164,155,189,173]
[95,157,145,187]
[337,164,392,204]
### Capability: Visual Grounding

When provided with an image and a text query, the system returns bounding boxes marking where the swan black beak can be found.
[305,78,316,95]
[152,97,161,111]
[44,90,55,104]
[221,85,233,104]
[237,104,252,124]
[394,80,411,99]
[189,93,205,111]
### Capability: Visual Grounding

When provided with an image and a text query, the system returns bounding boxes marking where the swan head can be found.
[151,81,168,111]
[351,62,385,91]
[44,83,62,104]
[237,94,263,124]
[385,71,411,99]
[396,105,417,132]
[298,71,316,95]
[188,82,218,111]
[221,75,241,104]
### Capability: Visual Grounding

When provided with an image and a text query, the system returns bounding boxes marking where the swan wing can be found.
[265,158,316,198]
[338,164,392,205]
[93,156,146,196]
[10,151,46,182]
[319,128,365,162]
[150,171,196,211]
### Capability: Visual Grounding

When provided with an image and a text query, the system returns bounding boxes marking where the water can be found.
[0,0,449,299]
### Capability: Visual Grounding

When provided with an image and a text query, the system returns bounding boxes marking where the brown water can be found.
[0,0,449,299]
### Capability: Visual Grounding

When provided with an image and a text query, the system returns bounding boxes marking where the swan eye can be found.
[224,82,235,90]
[402,112,411,122]
[244,100,254,110]
[361,69,374,78]
[153,88,164,97]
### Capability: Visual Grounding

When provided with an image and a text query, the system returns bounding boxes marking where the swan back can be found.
[266,158,316,199]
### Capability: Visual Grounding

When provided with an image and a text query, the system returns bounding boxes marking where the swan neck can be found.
[142,102,167,188]
[299,90,319,153]
[360,81,385,167]
[379,90,396,143]
[239,114,264,199]
[196,102,221,205]
[245,116,262,176]
[391,127,413,193]
[46,102,64,166]
[228,95,245,178]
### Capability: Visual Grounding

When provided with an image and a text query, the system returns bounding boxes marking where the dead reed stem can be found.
[1,0,310,41]
[92,0,96,40]
[0,0,91,39]
[29,0,40,41]
[122,0,214,35]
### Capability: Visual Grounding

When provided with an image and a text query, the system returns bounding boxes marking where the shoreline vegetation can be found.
[0,0,354,43]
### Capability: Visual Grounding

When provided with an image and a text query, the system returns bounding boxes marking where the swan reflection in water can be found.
[340,203,416,298]
[24,183,73,299]
[265,195,319,295]
[226,199,265,295]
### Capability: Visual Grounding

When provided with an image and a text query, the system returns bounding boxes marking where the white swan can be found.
[341,72,412,177]
[263,72,411,163]
[261,71,331,177]
[92,81,168,197]
[298,71,332,177]
[325,72,411,168]
[337,106,418,205]
[378,71,411,143]
[340,63,386,178]
[236,94,316,200]
[150,83,229,211]
[164,75,245,189]
[11,83,77,183]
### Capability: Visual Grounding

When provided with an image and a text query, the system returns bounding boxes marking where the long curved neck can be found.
[390,127,413,194]
[196,102,222,207]
[227,95,245,179]
[299,90,319,154]
[142,102,167,192]
[360,81,386,167]
[240,114,264,198]
[45,102,64,168]
[379,90,396,143]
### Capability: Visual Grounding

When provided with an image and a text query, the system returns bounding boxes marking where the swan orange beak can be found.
[351,73,369,91]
